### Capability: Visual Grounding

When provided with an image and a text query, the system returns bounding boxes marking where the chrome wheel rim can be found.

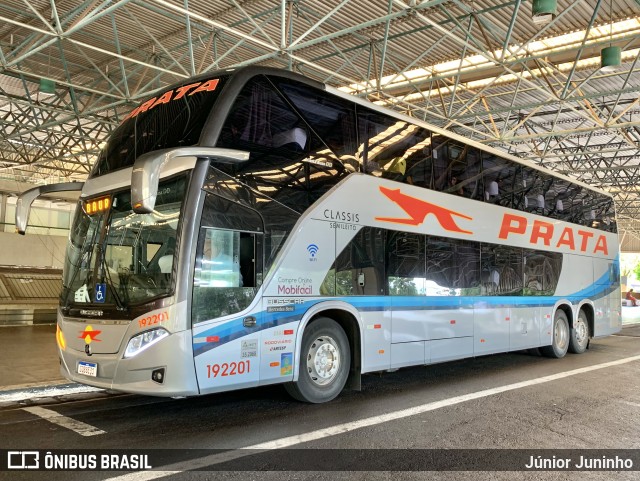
[555,317,569,351]
[574,316,588,347]
[307,335,340,386]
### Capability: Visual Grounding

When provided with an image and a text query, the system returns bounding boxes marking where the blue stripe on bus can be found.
[193,307,312,357]
[569,267,613,299]
[192,278,617,357]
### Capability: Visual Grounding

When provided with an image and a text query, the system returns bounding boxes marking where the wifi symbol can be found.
[307,244,319,258]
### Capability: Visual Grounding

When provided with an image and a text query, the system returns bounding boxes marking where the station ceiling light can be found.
[600,0,622,72]
[600,45,622,71]
[532,0,557,26]
[38,78,56,95]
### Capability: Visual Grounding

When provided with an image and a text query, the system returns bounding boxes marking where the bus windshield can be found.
[61,175,187,309]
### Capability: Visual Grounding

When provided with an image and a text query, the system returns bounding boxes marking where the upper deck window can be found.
[215,75,350,213]
[91,75,229,177]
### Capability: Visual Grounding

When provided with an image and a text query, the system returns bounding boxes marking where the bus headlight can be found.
[124,328,169,358]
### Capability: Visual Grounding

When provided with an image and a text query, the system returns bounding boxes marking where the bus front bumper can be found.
[58,329,199,397]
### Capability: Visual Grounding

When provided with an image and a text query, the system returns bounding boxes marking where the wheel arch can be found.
[293,301,362,390]
[542,301,573,358]
[576,301,594,338]
[555,301,574,327]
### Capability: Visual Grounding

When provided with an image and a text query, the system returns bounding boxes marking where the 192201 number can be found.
[206,360,250,378]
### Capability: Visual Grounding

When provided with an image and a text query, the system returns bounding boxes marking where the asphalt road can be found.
[1,326,639,481]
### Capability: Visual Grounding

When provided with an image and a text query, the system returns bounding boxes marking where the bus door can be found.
[192,193,265,394]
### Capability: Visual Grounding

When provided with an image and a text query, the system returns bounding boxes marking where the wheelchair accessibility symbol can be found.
[95,283,106,303]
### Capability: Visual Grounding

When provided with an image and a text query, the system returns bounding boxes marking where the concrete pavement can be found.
[1,321,639,403]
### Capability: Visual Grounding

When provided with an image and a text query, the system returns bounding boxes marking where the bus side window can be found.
[481,244,523,296]
[431,136,448,192]
[403,134,434,188]
[543,178,568,221]
[356,110,435,187]
[192,228,263,323]
[463,147,483,201]
[604,199,617,233]
[356,110,402,176]
[590,195,616,232]
[271,78,359,165]
[426,236,480,296]
[198,229,242,288]
[387,232,426,296]
[273,126,308,151]
[322,227,385,296]
[432,136,482,198]
[481,153,518,207]
[394,128,432,187]
[218,76,305,150]
[523,249,562,296]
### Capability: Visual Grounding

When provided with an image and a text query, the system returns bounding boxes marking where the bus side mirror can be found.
[131,147,250,214]
[15,182,84,235]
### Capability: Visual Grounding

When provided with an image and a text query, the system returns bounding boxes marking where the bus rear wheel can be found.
[541,310,569,358]
[569,309,589,354]
[285,317,350,403]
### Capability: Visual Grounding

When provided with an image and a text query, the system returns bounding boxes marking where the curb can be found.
[0,379,69,393]
[0,382,111,409]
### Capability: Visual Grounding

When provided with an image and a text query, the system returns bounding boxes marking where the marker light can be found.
[83,195,111,215]
[124,328,169,358]
[56,324,66,351]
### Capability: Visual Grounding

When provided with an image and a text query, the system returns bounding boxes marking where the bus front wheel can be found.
[568,309,589,354]
[541,310,570,358]
[285,317,350,403]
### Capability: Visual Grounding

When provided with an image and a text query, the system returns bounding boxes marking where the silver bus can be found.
[17,67,620,403]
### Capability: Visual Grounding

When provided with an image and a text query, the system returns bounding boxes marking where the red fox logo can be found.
[78,326,102,344]
[376,186,473,234]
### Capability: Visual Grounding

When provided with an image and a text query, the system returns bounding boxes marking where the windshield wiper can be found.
[62,248,91,310]
[63,221,101,310]
[98,244,127,311]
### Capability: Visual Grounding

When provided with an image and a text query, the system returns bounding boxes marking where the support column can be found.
[0,194,7,233]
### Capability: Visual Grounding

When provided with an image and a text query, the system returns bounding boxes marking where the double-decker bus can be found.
[16,67,620,403]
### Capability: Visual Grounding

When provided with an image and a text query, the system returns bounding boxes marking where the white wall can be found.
[0,232,67,268]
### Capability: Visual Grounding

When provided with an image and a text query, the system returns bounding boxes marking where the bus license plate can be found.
[78,361,97,377]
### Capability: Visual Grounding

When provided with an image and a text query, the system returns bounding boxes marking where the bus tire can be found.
[568,309,589,354]
[284,317,350,403]
[541,310,570,359]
